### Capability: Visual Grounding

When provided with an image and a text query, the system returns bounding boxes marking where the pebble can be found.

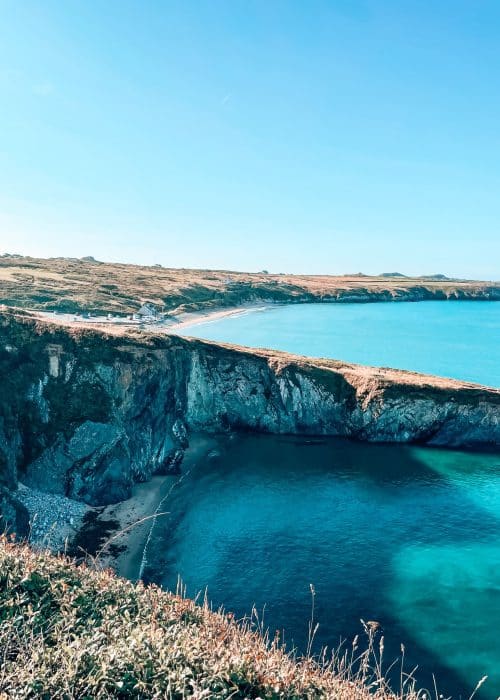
[15,485,90,551]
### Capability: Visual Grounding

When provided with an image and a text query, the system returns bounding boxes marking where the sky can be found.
[1,1,499,279]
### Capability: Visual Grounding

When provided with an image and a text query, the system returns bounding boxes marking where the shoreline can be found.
[95,435,216,581]
[27,295,500,338]
[30,302,271,335]
[165,302,271,332]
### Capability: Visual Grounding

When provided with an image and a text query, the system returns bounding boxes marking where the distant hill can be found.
[0,256,498,316]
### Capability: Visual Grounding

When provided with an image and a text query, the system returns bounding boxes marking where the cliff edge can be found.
[0,309,498,533]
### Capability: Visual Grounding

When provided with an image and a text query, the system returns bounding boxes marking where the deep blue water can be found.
[178,301,500,387]
[144,435,500,700]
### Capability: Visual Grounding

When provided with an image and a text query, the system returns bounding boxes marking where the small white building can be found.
[137,303,159,319]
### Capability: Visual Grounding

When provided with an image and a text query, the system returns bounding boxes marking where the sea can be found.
[145,301,500,699]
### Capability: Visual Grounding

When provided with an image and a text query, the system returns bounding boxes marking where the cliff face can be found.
[0,311,499,525]
[0,313,189,510]
[185,347,500,447]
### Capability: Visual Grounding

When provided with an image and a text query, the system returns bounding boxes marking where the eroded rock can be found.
[0,310,498,515]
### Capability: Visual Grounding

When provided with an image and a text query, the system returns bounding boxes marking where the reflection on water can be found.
[143,434,500,699]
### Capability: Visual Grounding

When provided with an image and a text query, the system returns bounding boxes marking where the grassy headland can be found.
[1,254,499,316]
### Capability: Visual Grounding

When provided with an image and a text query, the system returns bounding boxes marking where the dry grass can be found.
[0,255,498,316]
[0,536,436,700]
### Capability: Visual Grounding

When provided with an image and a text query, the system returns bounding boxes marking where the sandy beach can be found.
[31,302,270,335]
[96,435,216,581]
[164,302,271,332]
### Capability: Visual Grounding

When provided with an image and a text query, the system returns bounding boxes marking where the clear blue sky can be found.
[1,1,499,279]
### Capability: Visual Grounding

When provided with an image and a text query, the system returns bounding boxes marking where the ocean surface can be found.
[178,300,500,387]
[144,435,500,699]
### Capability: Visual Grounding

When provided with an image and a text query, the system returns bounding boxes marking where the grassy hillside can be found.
[0,536,428,699]
[1,254,498,316]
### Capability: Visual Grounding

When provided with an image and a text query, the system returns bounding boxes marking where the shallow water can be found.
[179,300,500,387]
[143,435,500,700]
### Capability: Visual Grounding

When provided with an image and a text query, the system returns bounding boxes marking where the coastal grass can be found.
[0,536,436,700]
[1,254,497,317]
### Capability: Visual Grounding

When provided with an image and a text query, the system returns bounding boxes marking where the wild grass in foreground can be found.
[0,535,467,699]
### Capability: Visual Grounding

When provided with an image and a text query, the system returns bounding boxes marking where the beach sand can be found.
[96,435,216,581]
[31,302,270,335]
[163,302,270,332]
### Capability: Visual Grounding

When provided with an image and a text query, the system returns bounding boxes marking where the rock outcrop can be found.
[0,310,499,525]
[0,487,29,538]
[0,312,189,508]
[185,346,500,447]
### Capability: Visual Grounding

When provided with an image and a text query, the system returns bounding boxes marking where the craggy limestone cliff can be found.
[1,309,499,532]
[185,348,500,447]
[0,312,189,512]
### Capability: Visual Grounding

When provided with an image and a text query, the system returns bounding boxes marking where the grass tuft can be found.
[0,536,444,699]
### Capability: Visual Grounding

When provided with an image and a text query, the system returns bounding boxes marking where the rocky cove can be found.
[1,307,499,541]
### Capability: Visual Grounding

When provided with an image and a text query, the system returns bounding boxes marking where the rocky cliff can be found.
[1,310,499,532]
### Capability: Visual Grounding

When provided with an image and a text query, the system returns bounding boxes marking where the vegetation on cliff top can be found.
[1,255,499,316]
[0,537,432,700]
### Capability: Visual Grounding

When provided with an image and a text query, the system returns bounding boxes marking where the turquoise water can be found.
[161,301,500,696]
[179,301,500,387]
[144,435,500,699]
